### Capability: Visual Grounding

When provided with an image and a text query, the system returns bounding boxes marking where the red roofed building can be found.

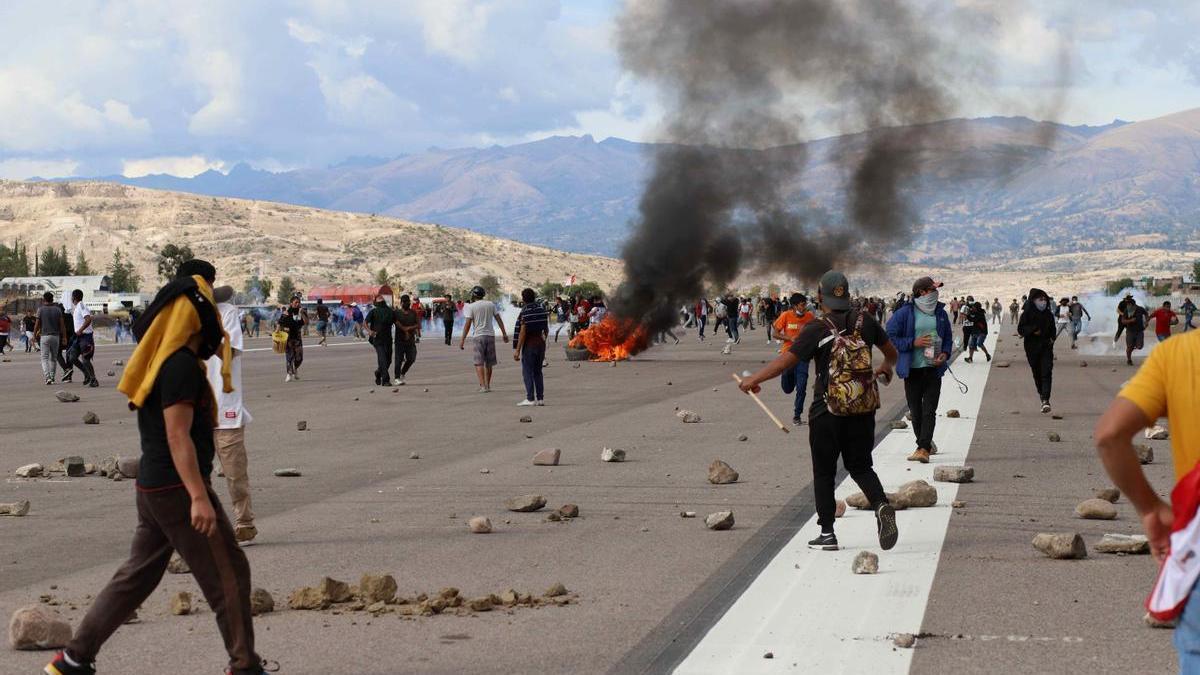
[306,284,393,306]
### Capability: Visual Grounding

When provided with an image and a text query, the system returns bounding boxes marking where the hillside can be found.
[0,181,624,295]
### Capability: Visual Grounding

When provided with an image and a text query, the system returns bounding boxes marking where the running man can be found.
[365,293,394,387]
[1068,295,1091,349]
[314,299,330,346]
[1149,301,1178,342]
[393,294,420,385]
[460,286,508,392]
[33,292,66,384]
[277,297,306,382]
[1183,297,1197,332]
[1120,298,1149,366]
[771,293,813,426]
[66,289,99,387]
[964,301,991,363]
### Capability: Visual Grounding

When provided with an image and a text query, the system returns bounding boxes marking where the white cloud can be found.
[122,155,226,178]
[0,67,151,152]
[0,158,81,180]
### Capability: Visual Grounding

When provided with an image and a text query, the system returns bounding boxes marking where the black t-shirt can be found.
[394,308,419,344]
[23,315,36,331]
[137,348,216,489]
[788,310,888,419]
[316,304,330,320]
[280,309,304,340]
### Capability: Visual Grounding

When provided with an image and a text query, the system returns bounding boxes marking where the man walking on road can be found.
[365,293,394,387]
[887,277,953,464]
[514,287,550,407]
[1120,298,1149,366]
[314,299,330,346]
[442,294,456,346]
[66,289,99,387]
[34,292,67,385]
[771,293,813,426]
[739,270,899,553]
[393,294,420,385]
[1094,328,1200,671]
[1068,296,1091,349]
[1017,288,1056,413]
[206,285,258,545]
[460,286,508,392]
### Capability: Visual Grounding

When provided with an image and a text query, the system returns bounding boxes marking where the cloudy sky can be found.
[1,0,1198,179]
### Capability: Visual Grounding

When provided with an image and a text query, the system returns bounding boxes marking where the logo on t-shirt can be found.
[224,410,237,419]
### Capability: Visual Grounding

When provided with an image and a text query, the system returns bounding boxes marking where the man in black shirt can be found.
[365,293,394,386]
[442,294,456,346]
[393,294,420,385]
[739,271,899,553]
[278,296,306,382]
[47,259,266,675]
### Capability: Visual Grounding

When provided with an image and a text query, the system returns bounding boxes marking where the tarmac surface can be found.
[0,321,1178,674]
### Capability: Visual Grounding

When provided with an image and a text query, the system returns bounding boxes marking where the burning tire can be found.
[564,346,593,362]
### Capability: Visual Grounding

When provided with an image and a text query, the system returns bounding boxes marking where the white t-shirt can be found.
[465,300,498,337]
[206,302,252,429]
[72,302,94,335]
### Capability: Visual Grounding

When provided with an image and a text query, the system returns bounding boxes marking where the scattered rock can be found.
[835,499,847,518]
[737,434,748,442]
[676,409,702,423]
[288,587,329,610]
[467,596,494,612]
[544,582,568,598]
[1095,488,1120,503]
[1079,361,1088,368]
[764,651,774,659]
[8,605,71,650]
[15,463,43,478]
[1095,534,1150,554]
[480,468,491,474]
[705,511,735,530]
[1135,445,1154,465]
[533,448,561,466]
[116,456,139,479]
[601,447,626,462]
[409,452,420,460]
[84,463,95,474]
[558,504,579,518]
[519,415,533,423]
[995,361,1011,368]
[0,500,31,516]
[167,553,190,574]
[952,500,966,508]
[106,370,116,377]
[113,359,124,366]
[707,459,739,485]
[273,468,302,477]
[945,409,960,418]
[933,466,974,483]
[1047,432,1061,442]
[1146,426,1169,440]
[1052,414,1063,420]
[1144,612,1177,629]
[546,511,563,522]
[170,591,192,616]
[358,574,397,603]
[889,420,909,430]
[1075,499,1118,520]
[893,633,916,648]
[318,577,353,603]
[1032,532,1087,559]
[852,551,879,574]
[55,391,79,403]
[896,480,938,508]
[82,411,99,425]
[499,589,519,606]
[297,420,307,431]
[468,516,492,533]
[63,456,86,477]
[505,494,547,512]
[98,456,117,477]
[680,511,697,518]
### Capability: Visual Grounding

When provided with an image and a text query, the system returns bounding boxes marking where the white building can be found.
[0,275,151,313]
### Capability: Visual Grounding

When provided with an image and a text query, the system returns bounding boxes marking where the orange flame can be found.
[569,315,651,361]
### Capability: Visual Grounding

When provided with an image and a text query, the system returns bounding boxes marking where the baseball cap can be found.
[912,276,943,295]
[818,270,851,311]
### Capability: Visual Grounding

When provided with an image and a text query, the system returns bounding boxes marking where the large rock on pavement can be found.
[358,574,397,603]
[82,411,99,425]
[468,516,492,533]
[1095,488,1121,503]
[1032,533,1087,559]
[532,448,561,466]
[846,491,907,511]
[933,466,974,483]
[1095,534,1150,554]
[8,605,72,650]
[600,447,626,462]
[851,551,879,574]
[15,463,43,478]
[896,480,938,508]
[250,588,275,615]
[505,494,547,512]
[167,553,190,574]
[1135,445,1154,465]
[0,500,31,516]
[676,409,702,423]
[1146,425,1170,440]
[116,456,139,479]
[1075,498,1118,520]
[318,577,352,603]
[288,587,329,610]
[707,459,739,485]
[705,511,735,530]
[55,391,79,403]
[63,456,86,477]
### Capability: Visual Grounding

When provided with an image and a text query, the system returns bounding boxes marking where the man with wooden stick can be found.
[739,270,900,552]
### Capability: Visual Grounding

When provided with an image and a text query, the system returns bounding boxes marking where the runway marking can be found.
[674,331,998,675]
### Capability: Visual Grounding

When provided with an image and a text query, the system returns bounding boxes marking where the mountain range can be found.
[69,109,1200,262]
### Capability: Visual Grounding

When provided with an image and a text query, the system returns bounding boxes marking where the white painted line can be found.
[675,330,998,674]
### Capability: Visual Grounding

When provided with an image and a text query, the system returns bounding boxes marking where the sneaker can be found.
[985,353,991,362]
[792,416,804,426]
[292,372,300,381]
[929,441,938,455]
[285,374,293,383]
[907,448,930,463]
[807,532,839,551]
[45,650,96,675]
[536,400,545,406]
[235,525,258,545]
[61,370,73,383]
[478,386,488,393]
[392,378,402,386]
[517,399,536,407]
[88,379,98,388]
[1041,402,1051,414]
[45,378,54,385]
[876,503,899,551]
[399,376,406,385]
[225,658,280,674]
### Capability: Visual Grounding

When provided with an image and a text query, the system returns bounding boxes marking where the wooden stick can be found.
[732,373,790,434]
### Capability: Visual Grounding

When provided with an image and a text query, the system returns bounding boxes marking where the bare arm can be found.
[459,318,474,349]
[163,403,217,537]
[514,323,527,361]
[1094,397,1171,561]
[495,313,508,342]
[739,350,800,394]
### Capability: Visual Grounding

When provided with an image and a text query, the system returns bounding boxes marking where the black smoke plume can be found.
[609,0,1062,339]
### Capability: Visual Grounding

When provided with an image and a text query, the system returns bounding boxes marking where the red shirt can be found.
[1151,308,1175,335]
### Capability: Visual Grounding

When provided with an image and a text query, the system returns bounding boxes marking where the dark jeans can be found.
[698,315,707,338]
[394,340,417,377]
[810,412,888,532]
[373,338,392,383]
[780,359,810,420]
[903,367,942,450]
[1025,345,1053,402]
[521,342,546,401]
[67,334,97,382]
[444,320,454,345]
[68,485,260,674]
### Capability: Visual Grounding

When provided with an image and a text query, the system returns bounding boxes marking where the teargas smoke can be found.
[608,0,1065,347]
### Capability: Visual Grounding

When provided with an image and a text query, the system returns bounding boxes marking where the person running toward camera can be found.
[1017,288,1056,413]
[1120,298,1149,366]
[277,297,306,382]
[964,301,991,363]
[1149,301,1179,343]
[314,299,330,346]
[771,293,814,426]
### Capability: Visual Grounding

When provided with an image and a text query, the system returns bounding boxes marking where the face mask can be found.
[1034,299,1047,311]
[915,291,938,314]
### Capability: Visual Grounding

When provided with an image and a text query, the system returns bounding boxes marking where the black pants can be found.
[444,320,454,346]
[521,342,546,401]
[1025,345,1053,402]
[810,412,888,532]
[394,341,416,377]
[903,367,942,450]
[373,339,392,384]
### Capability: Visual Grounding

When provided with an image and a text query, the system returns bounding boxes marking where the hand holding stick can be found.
[732,373,789,434]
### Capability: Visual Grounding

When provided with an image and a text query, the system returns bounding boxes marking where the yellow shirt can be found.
[1119,330,1200,479]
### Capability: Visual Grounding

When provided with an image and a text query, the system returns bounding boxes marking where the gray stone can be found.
[705,511,735,530]
[116,456,139,479]
[55,391,79,403]
[358,574,397,603]
[707,459,739,484]
[98,456,117,477]
[1080,361,1088,368]
[14,463,43,478]
[63,456,86,477]
[1095,534,1149,554]
[8,605,72,650]
[250,588,275,615]
[167,553,190,574]
[601,447,626,462]
[533,448,561,466]
[1032,532,1088,559]
[846,491,907,511]
[318,577,353,603]
[852,551,879,574]
[1147,426,1169,440]
[170,591,192,616]
[468,516,492,533]
[558,504,580,518]
[0,500,31,517]
[297,420,307,431]
[1047,432,1061,442]
[273,468,302,477]
[409,452,420,459]
[680,511,697,518]
[106,370,116,377]
[1135,445,1154,464]
[505,494,546,512]
[113,359,124,366]
[933,466,974,483]
[893,633,916,648]
[544,582,568,598]
[519,415,533,423]
[737,434,749,442]
[995,361,1011,368]
[676,409,702,423]
[889,420,909,430]
[1075,498,1118,520]
[288,586,328,610]
[82,411,99,425]
[1095,488,1120,503]
[896,480,938,508]
[946,409,960,418]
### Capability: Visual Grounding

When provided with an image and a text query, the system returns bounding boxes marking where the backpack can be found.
[821,311,880,416]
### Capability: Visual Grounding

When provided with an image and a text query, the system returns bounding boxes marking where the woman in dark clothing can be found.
[1017,287,1056,414]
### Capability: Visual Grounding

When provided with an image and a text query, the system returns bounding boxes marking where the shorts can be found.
[472,336,497,367]
[1126,330,1145,350]
[968,332,986,349]
[316,320,328,333]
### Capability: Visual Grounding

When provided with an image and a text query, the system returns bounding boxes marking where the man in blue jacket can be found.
[887,276,954,464]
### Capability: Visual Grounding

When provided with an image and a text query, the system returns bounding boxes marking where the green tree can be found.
[156,243,194,280]
[276,276,296,304]
[1105,277,1135,296]
[38,246,71,275]
[375,267,390,285]
[1193,259,1200,283]
[258,278,273,302]
[107,249,140,292]
[537,279,565,300]
[74,251,93,276]
[478,274,502,300]
[0,240,30,277]
[566,279,603,300]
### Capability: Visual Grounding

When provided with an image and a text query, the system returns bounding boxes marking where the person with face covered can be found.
[277,296,306,382]
[365,293,394,386]
[887,277,953,463]
[1017,288,1057,413]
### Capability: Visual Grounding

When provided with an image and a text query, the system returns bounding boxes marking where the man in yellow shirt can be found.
[1095,330,1200,668]
[772,293,814,426]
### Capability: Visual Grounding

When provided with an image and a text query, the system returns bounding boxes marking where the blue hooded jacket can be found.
[886,300,954,379]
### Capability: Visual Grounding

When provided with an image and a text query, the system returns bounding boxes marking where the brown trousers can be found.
[215,427,255,529]
[68,484,261,674]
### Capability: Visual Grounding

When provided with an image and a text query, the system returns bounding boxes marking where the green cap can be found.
[818,270,851,311]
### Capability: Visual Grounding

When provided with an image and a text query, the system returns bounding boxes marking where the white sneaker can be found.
[392,378,401,386]
[478,386,488,393]
[517,399,536,407]
[536,400,545,406]
[285,374,293,382]
[399,376,406,385]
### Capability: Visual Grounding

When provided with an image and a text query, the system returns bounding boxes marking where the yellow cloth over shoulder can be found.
[117,276,231,424]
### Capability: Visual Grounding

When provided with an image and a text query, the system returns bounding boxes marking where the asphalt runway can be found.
[0,322,1177,673]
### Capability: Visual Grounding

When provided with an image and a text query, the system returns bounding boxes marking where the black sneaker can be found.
[807,532,839,551]
[225,658,281,674]
[88,379,99,388]
[792,416,804,426]
[1041,401,1051,414]
[61,370,73,383]
[876,503,899,551]
[45,649,96,674]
